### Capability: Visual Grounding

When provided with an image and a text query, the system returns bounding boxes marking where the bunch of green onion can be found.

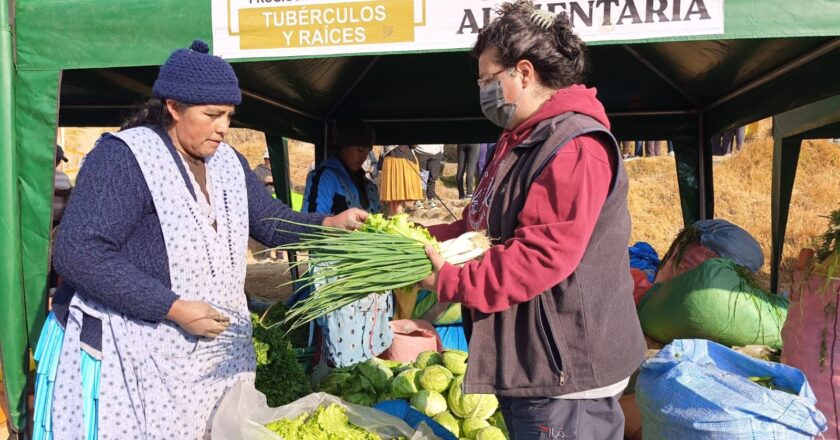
[272,214,490,331]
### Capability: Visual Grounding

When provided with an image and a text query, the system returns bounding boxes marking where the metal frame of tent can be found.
[3,0,840,435]
[770,95,840,294]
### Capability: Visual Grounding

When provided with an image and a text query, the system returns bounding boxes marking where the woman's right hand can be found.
[323,207,368,230]
[166,299,230,339]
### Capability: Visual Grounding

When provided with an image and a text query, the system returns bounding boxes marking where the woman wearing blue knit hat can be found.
[31,40,367,439]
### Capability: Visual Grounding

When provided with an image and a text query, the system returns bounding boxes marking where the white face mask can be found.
[479,73,525,129]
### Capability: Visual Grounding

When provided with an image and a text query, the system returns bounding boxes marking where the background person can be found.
[379,144,424,215]
[253,150,274,195]
[302,119,393,367]
[53,145,73,227]
[413,143,444,208]
[456,143,480,199]
[304,119,381,215]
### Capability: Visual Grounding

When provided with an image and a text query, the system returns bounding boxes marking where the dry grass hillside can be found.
[62,122,840,292]
[626,136,839,290]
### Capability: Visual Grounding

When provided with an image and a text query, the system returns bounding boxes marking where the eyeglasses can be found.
[477,67,512,89]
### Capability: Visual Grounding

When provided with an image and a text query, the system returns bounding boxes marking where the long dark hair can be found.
[120,98,192,131]
[473,0,588,89]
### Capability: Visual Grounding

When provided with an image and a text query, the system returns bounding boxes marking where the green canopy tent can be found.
[770,94,840,294]
[3,0,840,435]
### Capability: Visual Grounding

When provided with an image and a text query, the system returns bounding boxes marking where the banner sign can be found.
[212,0,724,59]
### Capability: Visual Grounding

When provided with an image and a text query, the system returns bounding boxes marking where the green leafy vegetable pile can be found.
[252,312,312,407]
[264,404,382,440]
[747,376,795,395]
[316,358,401,408]
[317,350,509,439]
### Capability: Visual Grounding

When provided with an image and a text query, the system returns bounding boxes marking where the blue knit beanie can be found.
[152,40,241,105]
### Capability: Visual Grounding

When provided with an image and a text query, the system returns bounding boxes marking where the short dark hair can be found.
[473,0,588,89]
[329,119,375,151]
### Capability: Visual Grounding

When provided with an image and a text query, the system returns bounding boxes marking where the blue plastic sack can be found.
[629,241,660,282]
[694,219,764,272]
[435,325,468,352]
[374,400,457,440]
[636,339,826,440]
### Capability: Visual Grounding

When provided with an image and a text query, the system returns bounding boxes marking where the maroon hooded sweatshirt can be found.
[429,85,616,313]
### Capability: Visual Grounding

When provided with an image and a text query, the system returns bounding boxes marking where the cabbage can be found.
[488,411,508,435]
[380,359,408,373]
[415,351,444,369]
[448,376,499,420]
[461,418,491,439]
[346,374,376,395]
[475,426,506,440]
[390,368,422,399]
[341,391,377,407]
[442,350,468,375]
[419,365,454,393]
[433,411,460,437]
[410,390,448,417]
[357,358,394,392]
[317,370,353,396]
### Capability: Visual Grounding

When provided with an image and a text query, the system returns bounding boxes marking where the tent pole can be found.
[316,120,329,166]
[697,113,708,220]
[266,135,300,283]
[0,0,28,435]
[266,135,292,206]
[770,121,803,293]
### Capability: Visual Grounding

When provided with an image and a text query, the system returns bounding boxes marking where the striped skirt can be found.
[379,156,424,202]
[33,312,100,440]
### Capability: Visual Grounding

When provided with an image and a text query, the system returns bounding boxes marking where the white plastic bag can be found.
[212,381,440,440]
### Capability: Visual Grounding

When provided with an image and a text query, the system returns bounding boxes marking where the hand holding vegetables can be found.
[421,230,492,291]
[419,244,445,292]
[322,207,369,230]
[274,214,490,330]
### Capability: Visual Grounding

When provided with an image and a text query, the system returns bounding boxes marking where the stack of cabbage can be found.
[318,350,508,439]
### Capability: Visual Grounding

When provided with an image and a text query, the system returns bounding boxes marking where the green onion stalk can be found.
[270,214,490,331]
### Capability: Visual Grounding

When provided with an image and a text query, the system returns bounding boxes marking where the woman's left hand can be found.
[419,245,446,291]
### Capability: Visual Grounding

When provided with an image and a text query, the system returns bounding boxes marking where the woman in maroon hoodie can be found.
[420,2,646,438]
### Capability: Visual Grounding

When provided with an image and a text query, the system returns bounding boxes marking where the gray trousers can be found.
[499,394,624,440]
[415,151,443,200]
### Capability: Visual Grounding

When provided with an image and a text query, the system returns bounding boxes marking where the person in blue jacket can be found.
[302,119,393,367]
[304,119,382,214]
